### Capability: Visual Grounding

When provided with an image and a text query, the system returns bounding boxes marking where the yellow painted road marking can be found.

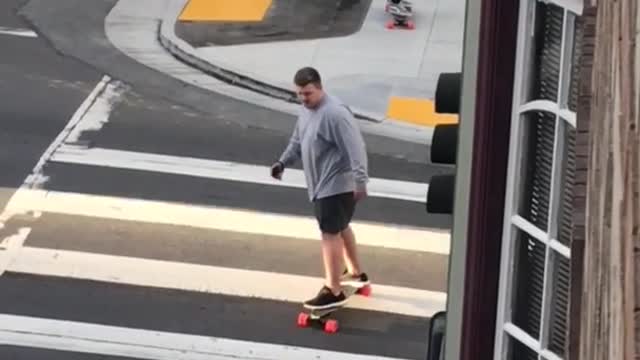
[386,97,458,126]
[179,0,272,22]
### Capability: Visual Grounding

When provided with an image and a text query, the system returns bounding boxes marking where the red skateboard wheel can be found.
[358,285,372,297]
[324,319,339,333]
[297,312,310,327]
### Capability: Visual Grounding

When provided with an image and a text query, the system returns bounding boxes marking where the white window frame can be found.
[542,0,583,15]
[493,0,582,359]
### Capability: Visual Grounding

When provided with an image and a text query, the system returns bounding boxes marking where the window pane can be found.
[547,251,570,357]
[511,228,546,339]
[557,119,576,245]
[507,334,539,360]
[517,111,556,232]
[530,1,565,102]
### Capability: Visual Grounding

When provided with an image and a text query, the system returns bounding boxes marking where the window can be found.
[493,1,583,359]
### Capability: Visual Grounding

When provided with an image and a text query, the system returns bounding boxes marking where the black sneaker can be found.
[340,270,370,288]
[303,285,348,310]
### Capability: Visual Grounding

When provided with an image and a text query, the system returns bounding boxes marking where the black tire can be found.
[435,73,462,114]
[426,174,455,214]
[426,311,447,360]
[430,124,458,164]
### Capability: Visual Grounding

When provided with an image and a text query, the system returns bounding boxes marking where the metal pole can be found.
[441,0,481,357]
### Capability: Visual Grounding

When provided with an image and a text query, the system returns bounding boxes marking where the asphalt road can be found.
[0,1,132,359]
[0,0,100,209]
[0,0,451,359]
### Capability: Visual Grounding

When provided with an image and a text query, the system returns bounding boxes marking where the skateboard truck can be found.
[296,284,372,333]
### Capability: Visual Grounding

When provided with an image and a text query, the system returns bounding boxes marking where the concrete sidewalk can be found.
[159,0,465,132]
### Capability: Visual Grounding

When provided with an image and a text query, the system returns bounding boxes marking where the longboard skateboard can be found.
[296,283,372,333]
[384,1,415,29]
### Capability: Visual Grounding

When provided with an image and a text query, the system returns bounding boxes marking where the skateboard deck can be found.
[386,18,415,30]
[296,283,372,333]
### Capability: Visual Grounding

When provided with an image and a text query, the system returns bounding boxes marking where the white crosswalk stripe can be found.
[4,188,450,254]
[50,144,429,203]
[0,75,450,359]
[0,314,413,360]
[7,247,446,318]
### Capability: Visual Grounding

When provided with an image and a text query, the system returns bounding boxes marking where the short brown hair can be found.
[294,67,322,87]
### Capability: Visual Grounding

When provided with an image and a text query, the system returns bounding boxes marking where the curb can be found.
[157,0,384,123]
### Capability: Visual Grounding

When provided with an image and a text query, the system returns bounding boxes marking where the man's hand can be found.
[271,161,284,180]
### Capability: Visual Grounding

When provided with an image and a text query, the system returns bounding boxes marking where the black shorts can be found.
[313,192,356,234]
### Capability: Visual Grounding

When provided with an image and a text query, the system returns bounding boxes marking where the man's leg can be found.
[337,193,370,287]
[341,225,362,275]
[303,195,350,309]
[321,231,345,295]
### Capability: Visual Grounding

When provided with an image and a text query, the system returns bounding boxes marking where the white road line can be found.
[22,75,119,188]
[0,314,413,360]
[0,228,30,276]
[0,26,37,37]
[6,189,451,254]
[7,247,447,318]
[52,144,429,203]
[64,81,128,144]
[0,75,120,275]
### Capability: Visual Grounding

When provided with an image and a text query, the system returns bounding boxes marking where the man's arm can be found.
[328,106,369,192]
[278,122,301,167]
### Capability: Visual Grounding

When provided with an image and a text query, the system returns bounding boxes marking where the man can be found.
[271,67,370,309]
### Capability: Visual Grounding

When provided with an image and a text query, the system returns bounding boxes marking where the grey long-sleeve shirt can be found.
[278,94,369,201]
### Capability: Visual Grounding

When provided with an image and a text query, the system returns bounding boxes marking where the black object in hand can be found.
[271,161,284,179]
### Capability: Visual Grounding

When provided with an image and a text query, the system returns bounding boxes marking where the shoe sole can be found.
[340,280,371,287]
[303,298,349,310]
